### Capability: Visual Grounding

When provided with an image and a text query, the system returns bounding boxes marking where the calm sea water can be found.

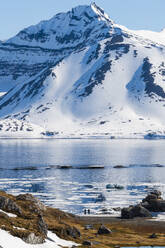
[0,139,165,215]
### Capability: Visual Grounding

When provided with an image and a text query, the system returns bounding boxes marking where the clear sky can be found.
[0,0,165,40]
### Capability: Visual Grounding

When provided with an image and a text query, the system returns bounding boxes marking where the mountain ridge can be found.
[0,3,165,138]
[5,3,114,49]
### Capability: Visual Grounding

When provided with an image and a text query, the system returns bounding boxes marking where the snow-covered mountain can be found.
[0,3,165,138]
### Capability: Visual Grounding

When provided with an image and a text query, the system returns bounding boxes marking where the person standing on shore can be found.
[84,209,87,215]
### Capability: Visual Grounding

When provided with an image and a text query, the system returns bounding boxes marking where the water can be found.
[0,139,165,215]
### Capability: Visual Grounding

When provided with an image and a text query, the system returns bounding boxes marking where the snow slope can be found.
[0,230,77,248]
[0,3,165,138]
[132,28,165,46]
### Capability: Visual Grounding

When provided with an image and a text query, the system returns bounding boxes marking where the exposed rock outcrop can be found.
[38,214,48,237]
[0,196,22,215]
[97,225,112,235]
[63,226,81,239]
[121,190,165,219]
[82,240,92,246]
[141,190,165,212]
[121,204,152,219]
[23,233,44,244]
[16,193,46,213]
[0,191,81,245]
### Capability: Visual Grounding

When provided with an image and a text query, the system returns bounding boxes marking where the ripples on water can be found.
[0,139,165,214]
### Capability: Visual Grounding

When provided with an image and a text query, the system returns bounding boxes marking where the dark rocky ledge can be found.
[121,190,165,219]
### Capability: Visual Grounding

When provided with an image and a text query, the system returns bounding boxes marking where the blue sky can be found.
[0,0,165,40]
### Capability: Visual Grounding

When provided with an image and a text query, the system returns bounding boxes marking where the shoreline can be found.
[77,214,165,227]
[0,135,164,140]
[0,191,165,247]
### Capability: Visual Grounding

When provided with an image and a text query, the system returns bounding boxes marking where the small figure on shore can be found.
[88,209,90,215]
[84,209,87,215]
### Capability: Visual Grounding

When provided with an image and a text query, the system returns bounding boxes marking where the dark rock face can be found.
[83,240,92,246]
[133,50,138,57]
[121,204,152,219]
[86,44,101,64]
[103,42,130,55]
[56,31,81,44]
[121,190,165,219]
[0,68,52,114]
[0,44,64,92]
[65,226,81,239]
[78,59,112,97]
[141,190,165,212]
[97,225,112,235]
[0,196,22,215]
[151,190,161,197]
[16,193,46,213]
[111,35,124,44]
[18,29,49,43]
[142,57,165,98]
[38,214,48,237]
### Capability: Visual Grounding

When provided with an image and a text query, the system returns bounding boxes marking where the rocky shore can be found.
[0,190,165,247]
[121,190,165,219]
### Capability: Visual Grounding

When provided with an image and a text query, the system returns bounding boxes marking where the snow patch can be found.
[0,229,78,248]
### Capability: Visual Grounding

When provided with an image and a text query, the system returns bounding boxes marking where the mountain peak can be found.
[69,2,111,23]
[1,4,165,138]
[90,2,110,21]
[6,3,113,49]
